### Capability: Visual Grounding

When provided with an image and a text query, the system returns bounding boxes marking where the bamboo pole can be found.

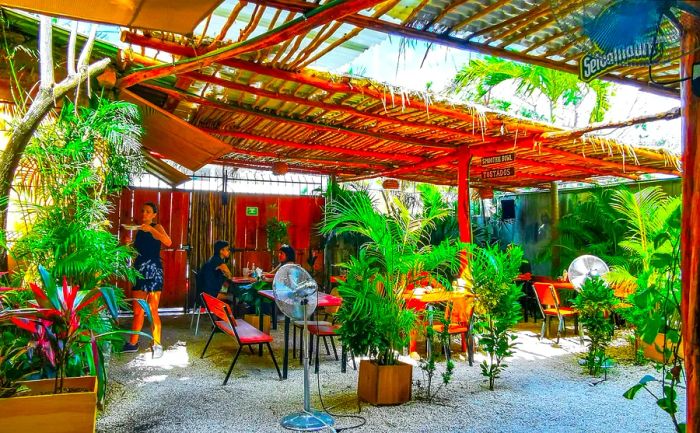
[550,181,560,274]
[680,12,700,433]
[540,107,682,140]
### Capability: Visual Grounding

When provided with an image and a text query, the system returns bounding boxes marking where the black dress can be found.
[133,223,164,292]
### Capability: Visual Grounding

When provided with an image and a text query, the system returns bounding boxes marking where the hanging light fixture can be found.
[382,179,400,189]
[272,161,289,176]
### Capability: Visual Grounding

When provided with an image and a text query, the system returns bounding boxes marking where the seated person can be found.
[199,240,234,299]
[271,244,296,273]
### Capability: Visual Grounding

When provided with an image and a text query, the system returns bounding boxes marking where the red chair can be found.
[200,293,282,384]
[532,282,583,344]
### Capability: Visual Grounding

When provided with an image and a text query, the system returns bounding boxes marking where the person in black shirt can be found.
[123,202,171,358]
[200,240,234,298]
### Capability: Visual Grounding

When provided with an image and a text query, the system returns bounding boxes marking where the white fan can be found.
[273,264,334,432]
[567,255,610,289]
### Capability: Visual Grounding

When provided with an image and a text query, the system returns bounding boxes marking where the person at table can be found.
[199,240,234,299]
[271,244,296,273]
[123,201,171,359]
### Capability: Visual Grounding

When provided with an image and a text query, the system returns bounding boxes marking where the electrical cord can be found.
[647,10,695,86]
[312,285,367,432]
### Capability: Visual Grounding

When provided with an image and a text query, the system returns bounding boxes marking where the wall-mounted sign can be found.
[580,41,661,82]
[481,153,515,166]
[482,166,515,179]
[246,206,259,216]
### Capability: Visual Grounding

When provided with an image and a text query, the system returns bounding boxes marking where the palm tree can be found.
[450,56,612,125]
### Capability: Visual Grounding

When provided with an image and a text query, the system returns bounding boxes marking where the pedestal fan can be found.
[273,264,335,431]
[567,254,610,290]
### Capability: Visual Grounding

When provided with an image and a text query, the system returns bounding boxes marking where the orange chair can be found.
[532,282,583,344]
[431,297,475,365]
[200,293,282,384]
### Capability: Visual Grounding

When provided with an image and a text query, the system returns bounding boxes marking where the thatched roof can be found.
[116,0,684,98]
[0,3,683,189]
[119,37,680,188]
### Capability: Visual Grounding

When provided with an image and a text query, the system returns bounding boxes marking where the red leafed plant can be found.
[2,266,150,396]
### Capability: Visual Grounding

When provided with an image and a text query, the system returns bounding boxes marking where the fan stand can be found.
[280,299,335,432]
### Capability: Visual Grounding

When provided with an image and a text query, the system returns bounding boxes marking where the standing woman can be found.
[123,202,172,358]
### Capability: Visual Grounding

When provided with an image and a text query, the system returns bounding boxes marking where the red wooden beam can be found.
[118,0,386,88]
[201,128,423,163]
[681,13,700,433]
[225,145,389,170]
[533,143,680,177]
[345,152,459,182]
[139,82,457,151]
[120,31,546,133]
[184,71,500,144]
[470,147,639,179]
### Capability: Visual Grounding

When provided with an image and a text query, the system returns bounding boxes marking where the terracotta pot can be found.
[0,376,97,433]
[640,333,684,363]
[357,360,412,405]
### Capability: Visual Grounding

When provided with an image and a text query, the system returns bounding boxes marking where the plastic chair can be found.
[200,293,282,384]
[533,282,583,344]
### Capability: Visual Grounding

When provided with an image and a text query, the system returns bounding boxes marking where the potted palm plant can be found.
[322,187,463,405]
[0,266,151,433]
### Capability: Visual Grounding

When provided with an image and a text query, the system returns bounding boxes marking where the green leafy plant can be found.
[0,334,31,398]
[232,280,272,315]
[538,187,626,276]
[322,187,463,365]
[265,217,290,252]
[12,97,144,290]
[450,55,613,125]
[572,276,618,376]
[622,198,684,432]
[415,312,455,403]
[0,266,151,402]
[468,243,523,390]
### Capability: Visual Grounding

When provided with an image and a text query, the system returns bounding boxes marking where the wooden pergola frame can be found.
[2,2,698,430]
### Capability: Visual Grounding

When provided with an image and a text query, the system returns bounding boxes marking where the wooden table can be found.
[258,289,342,379]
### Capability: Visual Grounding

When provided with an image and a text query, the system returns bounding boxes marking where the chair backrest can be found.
[201,293,238,327]
[445,296,474,325]
[533,282,563,310]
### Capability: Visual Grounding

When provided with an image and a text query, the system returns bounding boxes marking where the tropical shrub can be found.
[415,312,454,403]
[622,195,684,433]
[265,217,290,251]
[572,276,618,376]
[11,97,144,290]
[468,243,523,390]
[322,187,463,365]
[0,266,151,402]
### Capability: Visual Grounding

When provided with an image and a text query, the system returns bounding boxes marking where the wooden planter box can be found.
[0,376,98,433]
[244,314,271,334]
[357,360,412,405]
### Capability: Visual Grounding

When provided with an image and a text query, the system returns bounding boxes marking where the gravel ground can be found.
[98,315,685,433]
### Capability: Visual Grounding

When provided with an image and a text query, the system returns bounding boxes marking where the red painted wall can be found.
[111,189,190,309]
[111,190,324,309]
